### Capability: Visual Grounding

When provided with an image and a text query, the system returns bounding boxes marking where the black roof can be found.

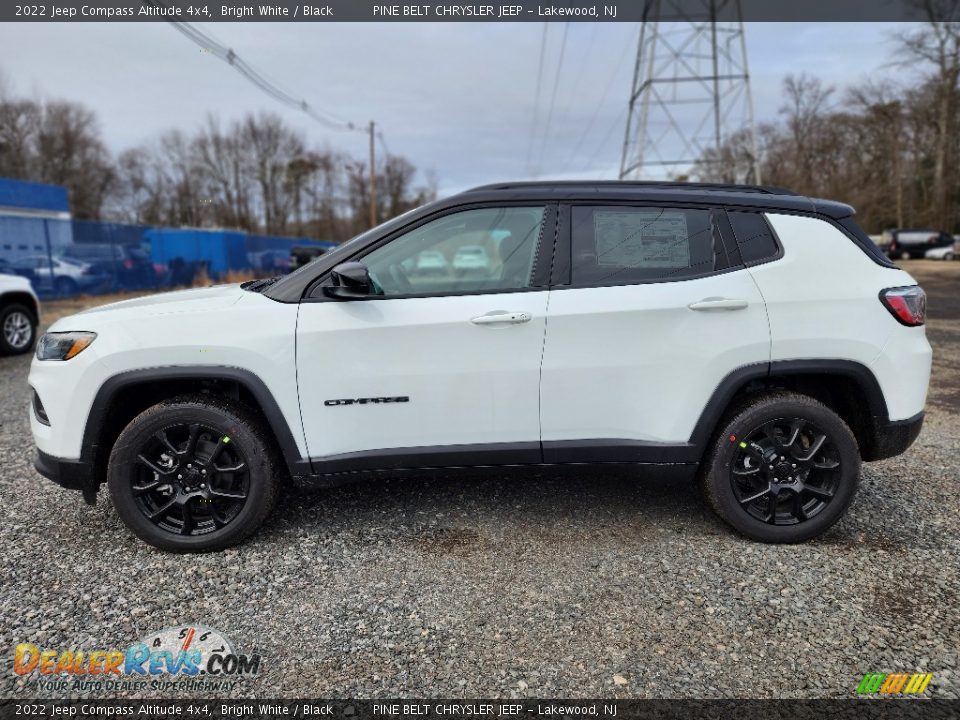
[453,180,854,219]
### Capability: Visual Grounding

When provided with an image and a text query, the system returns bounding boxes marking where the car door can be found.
[296,204,555,470]
[539,204,771,462]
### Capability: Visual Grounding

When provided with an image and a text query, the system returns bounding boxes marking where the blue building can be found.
[0,176,335,296]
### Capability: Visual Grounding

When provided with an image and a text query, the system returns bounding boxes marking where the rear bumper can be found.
[34,449,98,504]
[864,411,924,461]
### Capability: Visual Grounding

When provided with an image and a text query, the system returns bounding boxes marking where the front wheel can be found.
[108,396,280,552]
[0,304,36,355]
[701,392,861,543]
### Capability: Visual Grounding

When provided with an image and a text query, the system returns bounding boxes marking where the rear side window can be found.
[569,206,733,285]
[726,211,780,264]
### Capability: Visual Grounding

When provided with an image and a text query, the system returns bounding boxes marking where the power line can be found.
[524,22,549,177]
[533,21,570,178]
[377,131,390,158]
[165,20,361,133]
[155,14,391,228]
[559,29,637,175]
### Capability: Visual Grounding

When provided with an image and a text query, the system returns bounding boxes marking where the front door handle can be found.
[688,297,749,311]
[470,311,532,325]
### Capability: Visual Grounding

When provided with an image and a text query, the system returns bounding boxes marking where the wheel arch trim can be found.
[689,359,890,454]
[81,365,307,477]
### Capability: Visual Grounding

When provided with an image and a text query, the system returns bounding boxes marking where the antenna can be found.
[619,0,760,182]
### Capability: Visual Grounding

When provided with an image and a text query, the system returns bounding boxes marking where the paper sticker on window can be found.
[594,211,690,268]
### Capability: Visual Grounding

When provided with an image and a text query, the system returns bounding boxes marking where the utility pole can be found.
[620,0,760,183]
[368,120,377,228]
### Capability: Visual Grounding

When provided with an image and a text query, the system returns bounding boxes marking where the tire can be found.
[944,252,954,261]
[0,303,37,355]
[700,391,860,543]
[107,395,281,552]
[54,277,78,296]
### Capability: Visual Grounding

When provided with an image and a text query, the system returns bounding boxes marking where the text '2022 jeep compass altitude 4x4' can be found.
[28,182,931,552]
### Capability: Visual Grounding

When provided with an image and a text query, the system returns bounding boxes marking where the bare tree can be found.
[897,17,960,230]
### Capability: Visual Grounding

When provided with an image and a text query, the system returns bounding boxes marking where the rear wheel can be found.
[0,303,36,355]
[108,396,280,552]
[701,392,860,543]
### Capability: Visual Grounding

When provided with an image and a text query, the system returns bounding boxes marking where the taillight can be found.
[880,286,926,326]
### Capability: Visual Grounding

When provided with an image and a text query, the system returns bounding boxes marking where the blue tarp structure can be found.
[0,178,69,214]
[0,176,336,297]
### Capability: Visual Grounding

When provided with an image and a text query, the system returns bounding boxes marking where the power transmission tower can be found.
[619,0,760,183]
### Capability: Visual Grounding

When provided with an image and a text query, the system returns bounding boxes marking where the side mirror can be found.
[324,262,376,299]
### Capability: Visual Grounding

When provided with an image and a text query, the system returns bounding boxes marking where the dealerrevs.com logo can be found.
[14,625,260,693]
[856,672,933,695]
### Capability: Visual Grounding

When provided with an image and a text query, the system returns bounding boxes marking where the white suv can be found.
[28,182,932,552]
[1,272,39,356]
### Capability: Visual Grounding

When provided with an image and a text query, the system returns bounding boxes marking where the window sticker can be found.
[593,210,690,268]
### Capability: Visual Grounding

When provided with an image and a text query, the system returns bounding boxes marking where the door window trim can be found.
[553,201,749,290]
[303,202,559,302]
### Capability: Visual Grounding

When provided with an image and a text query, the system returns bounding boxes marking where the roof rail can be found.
[466,180,800,196]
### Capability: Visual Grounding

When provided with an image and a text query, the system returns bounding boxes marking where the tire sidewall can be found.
[0,304,36,355]
[706,398,861,543]
[108,402,274,552]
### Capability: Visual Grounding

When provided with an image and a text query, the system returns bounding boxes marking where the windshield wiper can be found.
[241,276,281,293]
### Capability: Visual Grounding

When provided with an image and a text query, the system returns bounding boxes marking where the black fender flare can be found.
[688,359,890,457]
[81,365,310,477]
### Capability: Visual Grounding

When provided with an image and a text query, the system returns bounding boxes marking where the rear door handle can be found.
[688,297,749,311]
[470,311,532,325]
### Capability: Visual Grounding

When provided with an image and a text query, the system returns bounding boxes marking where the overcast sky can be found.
[0,21,920,195]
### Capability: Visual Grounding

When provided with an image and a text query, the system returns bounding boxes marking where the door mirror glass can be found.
[325,262,379,299]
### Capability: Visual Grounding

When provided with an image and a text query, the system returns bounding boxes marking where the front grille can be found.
[32,389,50,426]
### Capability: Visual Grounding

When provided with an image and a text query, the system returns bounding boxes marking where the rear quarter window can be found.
[726,211,781,265]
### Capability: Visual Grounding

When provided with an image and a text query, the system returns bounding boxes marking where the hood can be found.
[64,284,245,324]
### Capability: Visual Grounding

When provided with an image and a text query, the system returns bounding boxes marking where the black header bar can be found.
[0,699,958,720]
[4,0,960,22]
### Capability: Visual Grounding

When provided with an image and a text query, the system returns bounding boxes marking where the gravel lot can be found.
[1,262,958,699]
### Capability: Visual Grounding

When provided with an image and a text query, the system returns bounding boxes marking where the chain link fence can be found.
[0,215,334,298]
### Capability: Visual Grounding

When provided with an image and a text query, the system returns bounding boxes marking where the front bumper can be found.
[34,449,98,505]
[864,411,924,461]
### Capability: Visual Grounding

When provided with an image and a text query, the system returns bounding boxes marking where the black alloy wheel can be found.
[131,423,250,537]
[108,396,279,552]
[731,418,841,526]
[701,391,861,543]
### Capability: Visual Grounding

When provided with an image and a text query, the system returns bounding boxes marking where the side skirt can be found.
[292,440,698,489]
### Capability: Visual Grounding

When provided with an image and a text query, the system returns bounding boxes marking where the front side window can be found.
[359,206,546,296]
[570,206,731,285]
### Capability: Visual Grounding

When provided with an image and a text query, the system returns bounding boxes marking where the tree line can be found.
[0,77,436,242]
[694,21,959,234]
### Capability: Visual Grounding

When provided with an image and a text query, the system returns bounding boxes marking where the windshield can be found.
[264,202,430,297]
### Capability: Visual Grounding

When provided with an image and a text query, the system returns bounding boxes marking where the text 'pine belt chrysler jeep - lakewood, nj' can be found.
[28,182,932,552]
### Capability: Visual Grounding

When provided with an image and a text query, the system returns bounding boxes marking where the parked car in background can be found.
[416,250,449,275]
[62,243,160,289]
[924,243,957,260]
[290,245,328,272]
[248,249,292,274]
[885,228,955,260]
[452,245,490,273]
[14,255,110,296]
[0,271,39,355]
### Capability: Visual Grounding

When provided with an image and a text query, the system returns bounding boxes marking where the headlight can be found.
[36,332,97,361]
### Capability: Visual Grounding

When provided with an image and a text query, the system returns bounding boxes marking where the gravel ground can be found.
[1,262,958,699]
